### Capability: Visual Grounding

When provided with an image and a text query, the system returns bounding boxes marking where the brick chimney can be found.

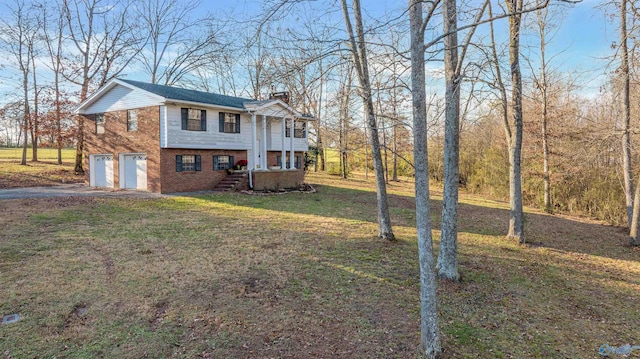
[269,91,290,104]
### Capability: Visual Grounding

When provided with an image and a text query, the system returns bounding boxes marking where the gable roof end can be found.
[76,78,166,114]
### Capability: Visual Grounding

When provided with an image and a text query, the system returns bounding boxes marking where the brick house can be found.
[76,79,313,193]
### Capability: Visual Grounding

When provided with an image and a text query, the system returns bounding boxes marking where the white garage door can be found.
[122,154,147,190]
[92,154,114,188]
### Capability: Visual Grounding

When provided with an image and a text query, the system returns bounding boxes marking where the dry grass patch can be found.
[0,172,638,358]
[0,160,83,188]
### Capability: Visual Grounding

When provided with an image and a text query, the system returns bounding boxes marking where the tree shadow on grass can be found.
[195,182,639,263]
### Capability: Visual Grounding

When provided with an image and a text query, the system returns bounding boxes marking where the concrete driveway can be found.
[0,184,165,200]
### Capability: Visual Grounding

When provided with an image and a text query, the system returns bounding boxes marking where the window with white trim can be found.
[95,113,105,134]
[127,110,138,131]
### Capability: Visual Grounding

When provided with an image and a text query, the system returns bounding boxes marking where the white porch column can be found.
[262,114,268,170]
[251,113,257,169]
[281,117,286,169]
[289,118,295,170]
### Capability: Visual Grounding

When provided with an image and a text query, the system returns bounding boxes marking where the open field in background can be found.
[0,147,76,161]
[1,172,639,358]
[0,148,83,188]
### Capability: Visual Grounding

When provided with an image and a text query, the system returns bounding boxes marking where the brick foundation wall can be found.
[252,169,305,191]
[160,149,247,193]
[251,151,305,191]
[83,106,161,192]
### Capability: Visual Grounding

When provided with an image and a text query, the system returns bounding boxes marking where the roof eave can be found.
[76,79,166,114]
[244,99,311,119]
[164,98,246,112]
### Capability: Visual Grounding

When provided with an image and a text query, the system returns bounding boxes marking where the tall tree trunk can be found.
[392,118,398,181]
[316,62,325,172]
[339,68,351,179]
[341,0,395,240]
[31,53,38,162]
[364,113,369,179]
[409,0,441,357]
[630,178,640,245]
[542,97,551,212]
[437,0,461,281]
[21,70,29,166]
[379,91,389,183]
[506,0,525,243]
[391,78,399,182]
[537,9,552,213]
[55,72,62,165]
[620,0,633,227]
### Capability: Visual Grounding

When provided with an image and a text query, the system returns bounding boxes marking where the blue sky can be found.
[0,0,620,101]
[199,0,617,95]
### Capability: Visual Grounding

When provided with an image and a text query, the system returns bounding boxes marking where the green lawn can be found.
[0,148,82,188]
[0,172,638,358]
[0,147,76,161]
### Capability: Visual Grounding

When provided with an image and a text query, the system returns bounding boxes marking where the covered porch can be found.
[244,99,313,190]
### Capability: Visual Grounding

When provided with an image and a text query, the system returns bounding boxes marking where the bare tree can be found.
[619,0,634,228]
[409,0,441,356]
[505,0,525,243]
[338,64,353,179]
[0,101,24,148]
[137,0,223,86]
[0,0,37,166]
[437,0,488,281]
[62,0,143,173]
[40,0,66,164]
[525,6,564,213]
[29,39,40,162]
[340,0,395,241]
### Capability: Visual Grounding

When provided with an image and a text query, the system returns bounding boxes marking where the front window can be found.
[213,155,234,170]
[286,121,306,138]
[176,154,201,172]
[219,112,240,133]
[182,155,196,171]
[187,109,202,131]
[127,110,137,131]
[181,108,207,131]
[95,113,104,134]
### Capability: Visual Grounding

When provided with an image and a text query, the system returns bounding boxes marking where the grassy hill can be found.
[0,172,638,358]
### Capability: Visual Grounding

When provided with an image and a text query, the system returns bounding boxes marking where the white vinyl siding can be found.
[160,105,167,148]
[164,105,252,150]
[83,84,163,114]
[268,119,309,152]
